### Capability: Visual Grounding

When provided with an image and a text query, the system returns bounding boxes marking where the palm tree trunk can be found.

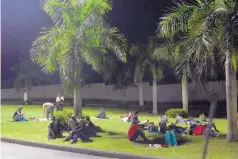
[139,80,144,106]
[182,72,188,113]
[225,50,238,141]
[73,71,82,116]
[152,79,158,114]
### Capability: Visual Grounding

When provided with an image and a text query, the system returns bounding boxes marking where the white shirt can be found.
[56,96,64,102]
[176,115,184,123]
[24,92,27,101]
[44,102,54,107]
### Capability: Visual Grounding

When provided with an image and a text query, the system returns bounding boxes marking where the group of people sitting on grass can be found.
[48,114,103,144]
[125,111,221,147]
[127,115,177,147]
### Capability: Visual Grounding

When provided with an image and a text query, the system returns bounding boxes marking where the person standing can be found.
[56,92,64,111]
[23,90,28,105]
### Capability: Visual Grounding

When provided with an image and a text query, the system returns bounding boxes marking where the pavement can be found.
[1,137,167,159]
[1,142,115,159]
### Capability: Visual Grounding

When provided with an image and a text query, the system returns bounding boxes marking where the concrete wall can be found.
[1,81,227,102]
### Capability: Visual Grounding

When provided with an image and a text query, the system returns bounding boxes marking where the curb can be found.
[1,137,168,159]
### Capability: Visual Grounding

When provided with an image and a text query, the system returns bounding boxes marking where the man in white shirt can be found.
[23,90,28,105]
[43,102,55,120]
[56,92,64,111]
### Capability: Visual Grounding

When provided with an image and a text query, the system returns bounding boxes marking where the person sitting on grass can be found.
[95,108,108,119]
[76,116,97,138]
[42,102,55,120]
[158,115,168,134]
[165,126,177,147]
[48,116,64,140]
[203,122,220,138]
[128,119,150,143]
[175,114,185,124]
[13,106,27,122]
[85,116,103,133]
[64,115,90,144]
[130,111,140,123]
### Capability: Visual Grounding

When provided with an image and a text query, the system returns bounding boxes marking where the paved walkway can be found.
[1,142,116,159]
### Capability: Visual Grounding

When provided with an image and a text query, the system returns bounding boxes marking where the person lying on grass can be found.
[167,123,187,134]
[95,108,109,119]
[138,120,158,131]
[64,115,90,144]
[13,106,27,122]
[42,102,55,120]
[120,112,132,122]
[48,116,64,140]
[128,119,150,143]
[120,111,140,123]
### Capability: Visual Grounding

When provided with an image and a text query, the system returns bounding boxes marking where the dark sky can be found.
[1,0,173,86]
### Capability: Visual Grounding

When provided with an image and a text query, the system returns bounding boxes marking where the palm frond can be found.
[158,0,200,38]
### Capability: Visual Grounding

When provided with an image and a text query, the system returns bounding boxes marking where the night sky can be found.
[1,0,173,87]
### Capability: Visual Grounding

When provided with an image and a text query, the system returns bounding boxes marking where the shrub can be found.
[165,108,188,118]
[53,110,88,125]
[53,110,74,125]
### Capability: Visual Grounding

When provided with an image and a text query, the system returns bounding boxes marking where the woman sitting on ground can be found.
[13,106,27,122]
[95,108,108,119]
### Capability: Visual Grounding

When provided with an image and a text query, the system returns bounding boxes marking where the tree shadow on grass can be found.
[132,136,191,145]
[107,131,125,136]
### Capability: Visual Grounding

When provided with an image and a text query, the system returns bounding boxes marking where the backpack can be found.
[193,125,206,136]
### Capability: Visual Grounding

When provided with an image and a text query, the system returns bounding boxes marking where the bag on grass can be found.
[193,125,206,136]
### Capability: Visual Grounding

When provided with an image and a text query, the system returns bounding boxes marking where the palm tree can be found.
[168,33,190,113]
[30,0,127,115]
[9,55,34,92]
[130,44,151,106]
[158,0,238,141]
[148,36,169,114]
[112,61,135,107]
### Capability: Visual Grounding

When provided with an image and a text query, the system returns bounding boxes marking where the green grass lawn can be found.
[1,105,238,159]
